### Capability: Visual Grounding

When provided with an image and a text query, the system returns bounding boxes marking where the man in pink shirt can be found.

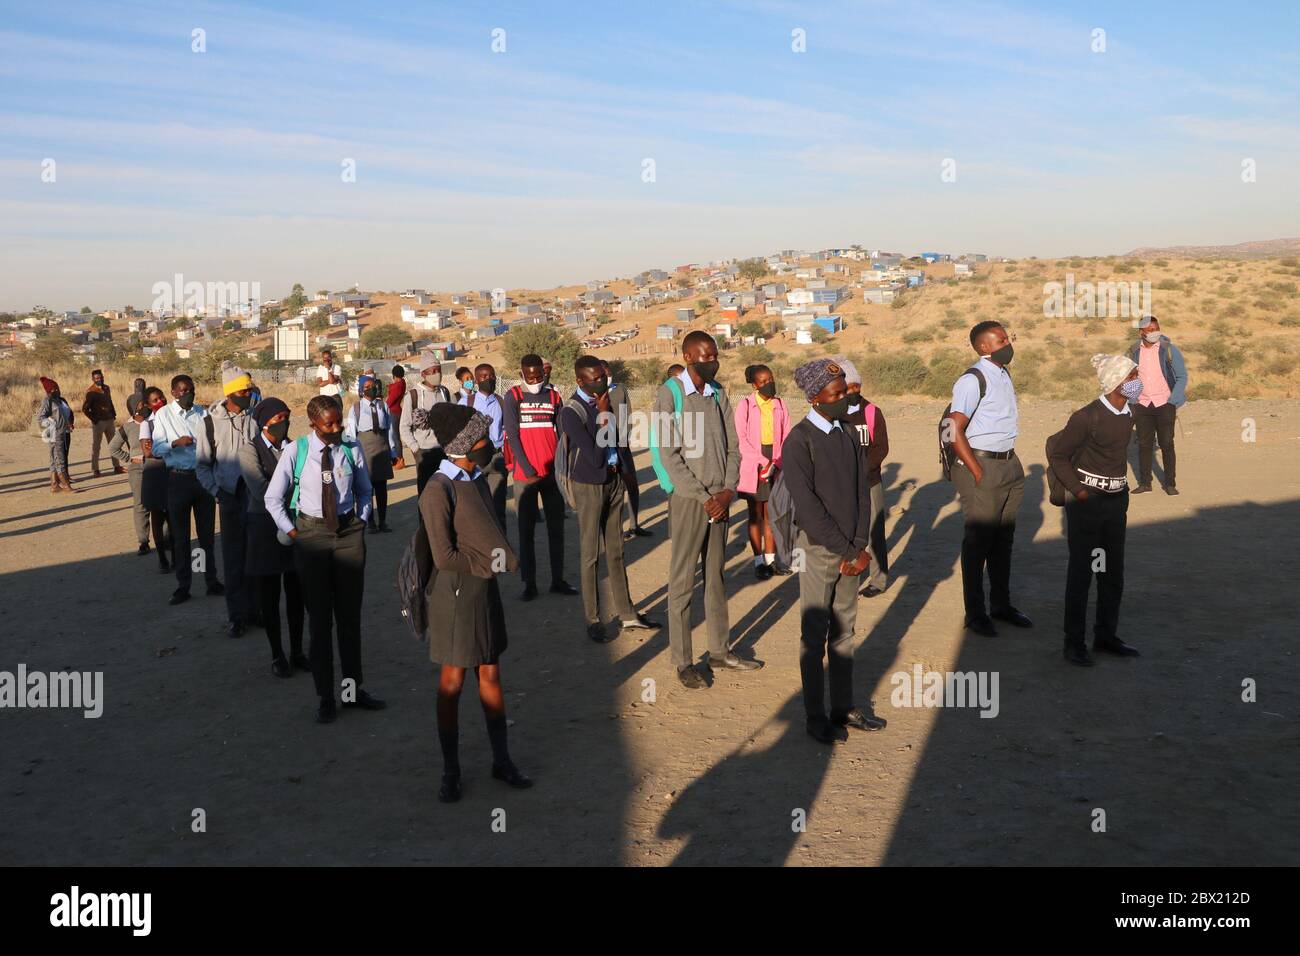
[1128,315,1187,496]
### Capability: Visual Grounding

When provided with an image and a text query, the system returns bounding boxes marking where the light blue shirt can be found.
[951,356,1018,453]
[437,458,482,482]
[345,398,399,450]
[457,391,504,449]
[149,400,209,470]
[676,368,715,397]
[804,408,843,434]
[264,432,373,535]
[578,387,620,465]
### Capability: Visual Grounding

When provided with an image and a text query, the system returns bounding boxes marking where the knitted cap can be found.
[793,358,846,400]
[1091,353,1137,393]
[430,404,490,457]
[836,356,861,385]
[222,365,252,396]
[40,376,59,394]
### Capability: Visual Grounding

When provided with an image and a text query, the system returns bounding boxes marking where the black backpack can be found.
[938,367,986,480]
[1045,404,1100,507]
[396,474,455,642]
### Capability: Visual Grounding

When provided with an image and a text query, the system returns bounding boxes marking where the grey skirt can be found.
[357,429,394,483]
[426,571,508,668]
[140,458,169,512]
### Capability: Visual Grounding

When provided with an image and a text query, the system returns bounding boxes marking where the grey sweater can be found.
[652,377,740,503]
[196,402,253,496]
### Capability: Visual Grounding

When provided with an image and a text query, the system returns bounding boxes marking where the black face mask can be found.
[468,444,494,469]
[266,421,290,444]
[230,393,252,411]
[692,360,720,383]
[817,396,854,422]
[176,392,195,410]
[478,378,496,395]
[588,378,609,396]
[318,429,343,445]
[758,382,776,399]
[989,344,1014,366]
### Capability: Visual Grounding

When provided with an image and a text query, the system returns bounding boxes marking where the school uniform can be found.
[108,418,170,559]
[845,397,890,591]
[265,433,373,701]
[240,432,304,663]
[346,395,398,528]
[611,384,642,529]
[401,380,452,493]
[457,389,507,525]
[418,459,519,667]
[151,400,220,596]
[197,403,256,625]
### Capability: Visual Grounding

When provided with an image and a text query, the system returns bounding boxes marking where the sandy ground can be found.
[1,398,1297,866]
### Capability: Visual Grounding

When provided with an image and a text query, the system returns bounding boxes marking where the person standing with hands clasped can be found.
[945,321,1032,638]
[265,396,385,724]
[419,404,532,803]
[1048,355,1144,666]
[783,359,887,744]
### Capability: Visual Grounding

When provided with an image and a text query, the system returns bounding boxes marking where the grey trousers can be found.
[797,532,860,720]
[950,453,1025,617]
[294,513,366,700]
[571,475,636,625]
[667,495,729,669]
[90,420,116,472]
[218,482,251,623]
[486,451,508,527]
[866,481,889,591]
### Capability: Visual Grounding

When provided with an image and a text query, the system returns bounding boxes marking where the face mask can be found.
[230,393,252,411]
[317,428,343,445]
[692,360,720,382]
[1119,379,1144,401]
[423,371,442,386]
[149,401,165,413]
[588,378,609,396]
[522,381,543,394]
[266,420,290,444]
[758,382,776,400]
[817,396,853,422]
[461,379,475,393]
[1143,331,1161,344]
[363,388,379,399]
[176,392,195,410]
[468,444,494,469]
[478,378,497,395]
[988,344,1014,366]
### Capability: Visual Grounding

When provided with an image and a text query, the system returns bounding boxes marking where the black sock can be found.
[438,729,460,776]
[485,715,510,767]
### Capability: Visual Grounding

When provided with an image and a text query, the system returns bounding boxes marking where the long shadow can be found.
[0,491,133,525]
[881,497,1300,865]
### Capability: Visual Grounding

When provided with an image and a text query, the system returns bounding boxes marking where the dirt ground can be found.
[1,398,1297,866]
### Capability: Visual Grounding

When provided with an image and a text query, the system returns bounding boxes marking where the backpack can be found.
[397,473,456,642]
[767,421,860,567]
[553,396,593,509]
[1045,405,1100,507]
[502,384,561,475]
[409,384,450,433]
[649,377,721,494]
[938,367,986,481]
[288,435,362,517]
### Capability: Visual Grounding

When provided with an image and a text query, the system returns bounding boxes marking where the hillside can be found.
[1125,238,1300,260]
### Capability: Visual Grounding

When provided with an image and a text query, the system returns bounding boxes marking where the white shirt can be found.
[316,364,342,397]
[1098,396,1133,416]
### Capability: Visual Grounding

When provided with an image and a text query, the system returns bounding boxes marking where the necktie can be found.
[321,446,339,532]
[370,401,380,431]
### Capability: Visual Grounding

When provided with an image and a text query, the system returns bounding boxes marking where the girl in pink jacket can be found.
[735,364,792,579]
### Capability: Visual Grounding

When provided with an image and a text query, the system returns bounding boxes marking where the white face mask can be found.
[522,381,543,394]
[1143,331,1161,344]
[423,371,442,386]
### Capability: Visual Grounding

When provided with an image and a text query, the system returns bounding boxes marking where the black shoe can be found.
[290,652,311,672]
[833,707,888,731]
[1094,637,1141,657]
[861,584,886,597]
[378,523,394,532]
[587,622,613,643]
[316,698,338,723]
[1064,642,1095,666]
[754,562,774,580]
[492,761,534,789]
[991,606,1033,628]
[226,620,245,639]
[619,613,660,631]
[206,580,225,597]
[521,583,538,602]
[1132,483,1153,494]
[966,613,997,637]
[771,563,794,576]
[343,689,387,711]
[271,658,291,678]
[438,772,463,803]
[631,526,653,537]
[708,652,764,671]
[368,519,379,532]
[806,717,849,745]
[549,580,579,596]
[168,589,190,606]
[677,666,707,689]
[137,542,150,556]
[1163,485,1180,496]
[158,562,171,574]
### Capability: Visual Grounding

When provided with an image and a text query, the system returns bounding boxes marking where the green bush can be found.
[1198,339,1248,373]
[1254,297,1281,312]
[860,352,928,394]
[1188,381,1231,400]
[902,327,936,344]
[1278,313,1300,328]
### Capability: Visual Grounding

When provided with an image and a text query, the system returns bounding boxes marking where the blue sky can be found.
[2,0,1298,309]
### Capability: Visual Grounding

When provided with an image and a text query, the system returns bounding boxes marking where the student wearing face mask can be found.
[265,396,383,724]
[345,374,399,532]
[1049,355,1144,666]
[401,355,453,493]
[783,359,886,744]
[110,394,171,567]
[736,363,792,579]
[38,376,77,493]
[197,366,258,637]
[239,398,308,678]
[457,363,507,526]
[386,365,407,469]
[945,321,1031,638]
[420,403,530,802]
[151,374,223,606]
[837,358,890,597]
[1129,315,1187,496]
[599,360,651,540]
[502,354,578,601]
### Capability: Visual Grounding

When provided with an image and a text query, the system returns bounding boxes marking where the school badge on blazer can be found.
[322,471,334,484]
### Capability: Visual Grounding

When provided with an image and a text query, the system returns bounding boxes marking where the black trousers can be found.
[293,514,366,700]
[1063,490,1128,645]
[167,470,218,594]
[413,447,444,495]
[619,448,640,527]
[260,571,305,661]
[516,472,565,586]
[950,454,1025,618]
[217,482,251,623]
[1133,402,1176,487]
[486,452,508,527]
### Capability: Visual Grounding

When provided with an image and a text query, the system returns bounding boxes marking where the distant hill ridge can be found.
[1125,238,1300,259]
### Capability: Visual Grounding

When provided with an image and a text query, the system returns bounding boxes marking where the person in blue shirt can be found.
[345,374,400,532]
[265,396,384,724]
[946,321,1033,637]
[457,362,507,526]
[150,374,223,605]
